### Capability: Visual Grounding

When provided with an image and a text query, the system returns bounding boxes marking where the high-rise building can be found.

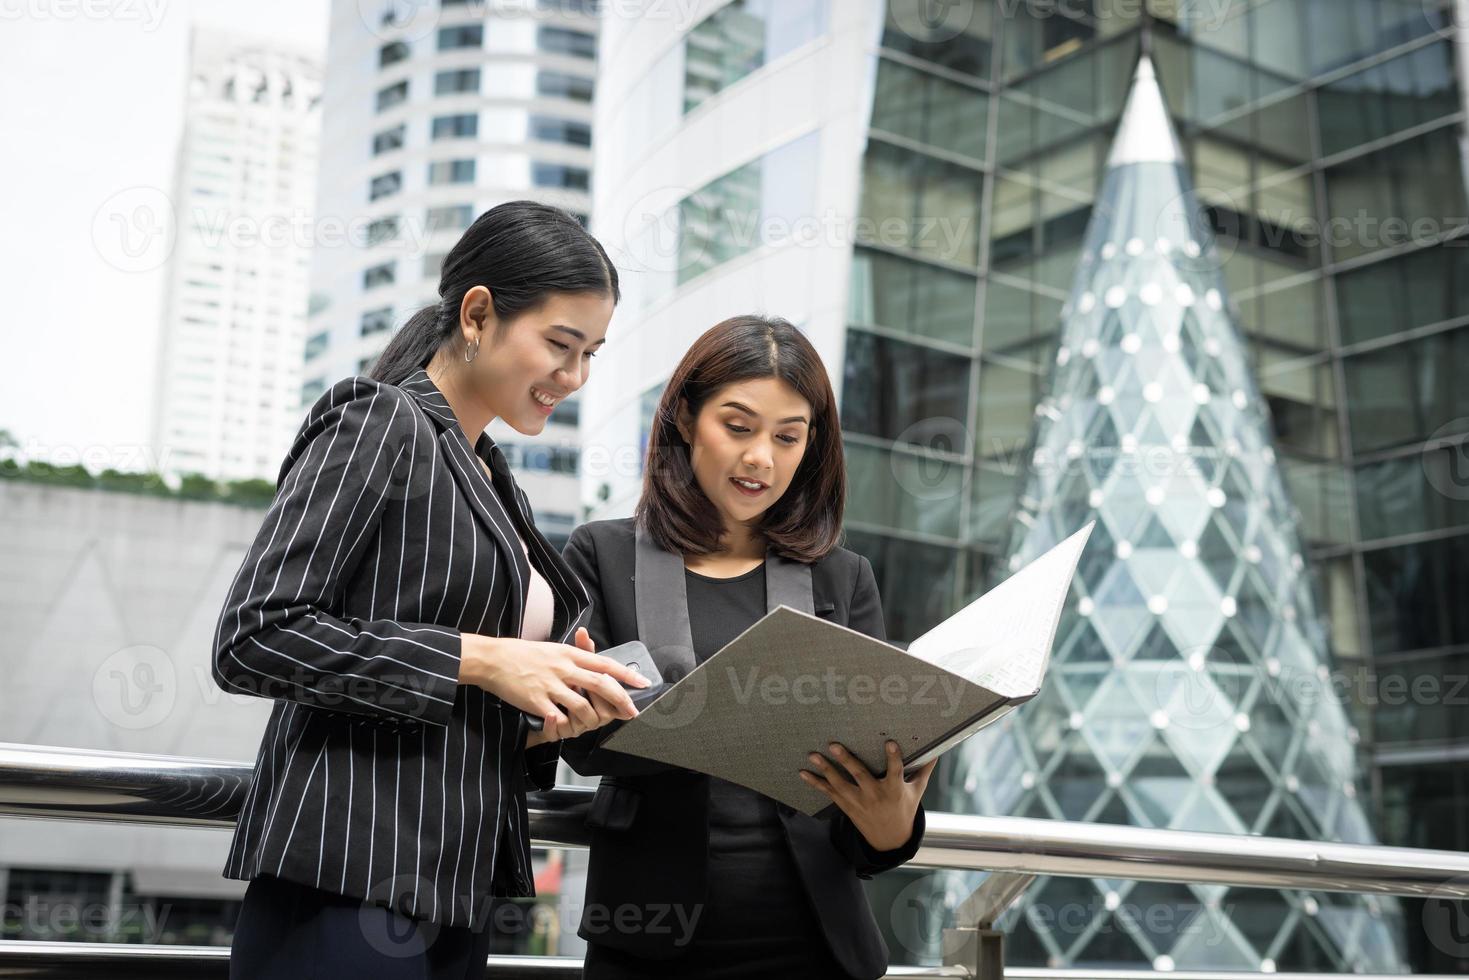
[584,0,1469,970]
[150,28,323,484]
[304,0,603,540]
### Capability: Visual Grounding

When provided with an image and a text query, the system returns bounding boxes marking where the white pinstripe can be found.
[213,369,582,928]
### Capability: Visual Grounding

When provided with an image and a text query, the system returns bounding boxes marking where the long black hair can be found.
[369,200,620,385]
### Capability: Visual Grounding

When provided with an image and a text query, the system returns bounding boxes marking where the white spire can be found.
[1106,54,1184,168]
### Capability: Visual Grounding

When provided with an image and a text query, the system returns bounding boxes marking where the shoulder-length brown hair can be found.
[635,314,845,563]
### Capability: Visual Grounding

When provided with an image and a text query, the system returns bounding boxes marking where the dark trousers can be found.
[229,875,493,980]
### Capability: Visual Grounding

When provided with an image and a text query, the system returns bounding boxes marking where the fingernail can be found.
[888,742,898,753]
[809,753,821,763]
[829,743,842,754]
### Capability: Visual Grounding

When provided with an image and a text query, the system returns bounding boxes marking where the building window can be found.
[539,25,597,59]
[683,0,826,114]
[368,171,402,201]
[428,159,476,185]
[303,330,329,360]
[379,40,410,68]
[426,203,475,231]
[360,306,394,336]
[372,124,406,155]
[438,24,483,50]
[530,115,591,146]
[672,130,819,286]
[423,252,447,278]
[532,162,590,191]
[537,70,594,102]
[366,215,399,245]
[435,68,480,95]
[301,376,326,403]
[840,328,971,447]
[375,80,408,112]
[358,355,378,375]
[432,113,478,139]
[363,262,396,290]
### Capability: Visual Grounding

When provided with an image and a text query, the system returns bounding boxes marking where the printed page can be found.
[904,522,1095,698]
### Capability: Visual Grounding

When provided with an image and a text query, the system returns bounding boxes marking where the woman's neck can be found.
[683,522,766,577]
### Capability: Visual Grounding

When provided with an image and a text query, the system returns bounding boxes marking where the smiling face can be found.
[676,377,814,535]
[476,289,613,435]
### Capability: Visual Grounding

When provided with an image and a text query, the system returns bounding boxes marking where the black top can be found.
[682,563,831,950]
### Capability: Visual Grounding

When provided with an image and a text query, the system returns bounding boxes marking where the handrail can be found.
[3,742,1468,899]
[0,943,969,978]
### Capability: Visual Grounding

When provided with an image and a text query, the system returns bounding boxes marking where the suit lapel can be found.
[633,524,815,683]
[400,367,590,644]
[400,368,528,637]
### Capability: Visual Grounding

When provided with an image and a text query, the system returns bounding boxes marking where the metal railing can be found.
[2,742,1468,979]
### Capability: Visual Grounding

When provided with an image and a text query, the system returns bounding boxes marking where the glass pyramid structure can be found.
[933,56,1406,971]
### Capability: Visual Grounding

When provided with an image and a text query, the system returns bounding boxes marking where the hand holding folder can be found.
[595,522,1095,815]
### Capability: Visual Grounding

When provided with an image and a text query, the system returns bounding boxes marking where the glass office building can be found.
[584,0,1468,969]
[847,0,1467,970]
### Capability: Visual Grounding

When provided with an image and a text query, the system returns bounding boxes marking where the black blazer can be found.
[559,518,925,980]
[211,367,586,930]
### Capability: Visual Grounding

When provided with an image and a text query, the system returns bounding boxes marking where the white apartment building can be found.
[304,0,604,537]
[150,27,323,484]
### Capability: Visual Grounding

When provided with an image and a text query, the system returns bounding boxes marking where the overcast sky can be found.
[0,0,328,471]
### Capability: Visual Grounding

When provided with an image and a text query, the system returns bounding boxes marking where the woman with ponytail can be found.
[214,200,648,978]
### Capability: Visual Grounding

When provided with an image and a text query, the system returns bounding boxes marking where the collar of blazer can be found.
[633,523,814,684]
[398,367,590,643]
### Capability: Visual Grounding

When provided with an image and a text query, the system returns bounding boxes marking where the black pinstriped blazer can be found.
[211,366,587,930]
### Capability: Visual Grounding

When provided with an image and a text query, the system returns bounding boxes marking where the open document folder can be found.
[601,522,1096,816]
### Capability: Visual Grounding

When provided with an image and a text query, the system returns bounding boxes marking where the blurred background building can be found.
[301,0,604,543]
[149,28,322,485]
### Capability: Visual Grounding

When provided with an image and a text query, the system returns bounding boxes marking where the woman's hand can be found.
[800,740,937,852]
[460,626,648,742]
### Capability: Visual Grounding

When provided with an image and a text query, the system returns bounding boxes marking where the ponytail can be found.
[369,303,448,386]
